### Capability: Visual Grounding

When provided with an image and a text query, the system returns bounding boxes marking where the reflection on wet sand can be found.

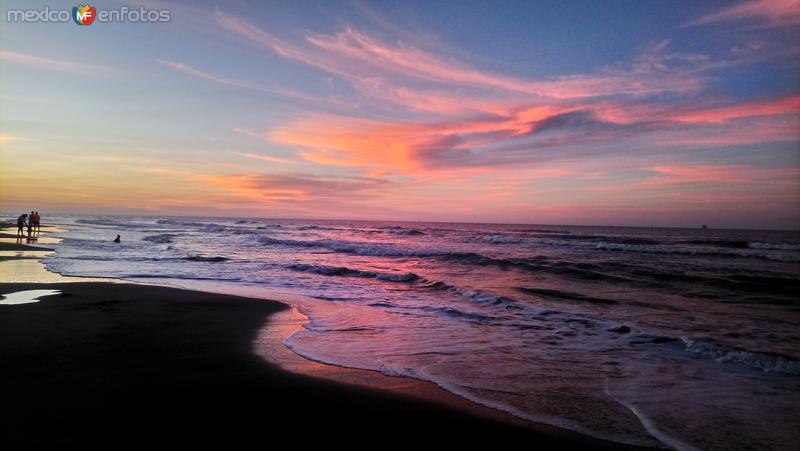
[0,289,61,305]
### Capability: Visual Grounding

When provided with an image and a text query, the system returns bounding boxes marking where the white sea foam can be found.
[680,337,800,374]
[604,388,702,451]
[480,234,522,244]
[749,241,800,251]
[595,241,800,262]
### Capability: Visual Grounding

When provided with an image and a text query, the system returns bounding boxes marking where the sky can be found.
[1,0,799,229]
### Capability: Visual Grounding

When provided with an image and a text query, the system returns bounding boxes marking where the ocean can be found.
[36,215,800,450]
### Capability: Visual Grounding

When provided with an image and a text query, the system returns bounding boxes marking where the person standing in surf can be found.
[26,211,34,237]
[16,213,27,237]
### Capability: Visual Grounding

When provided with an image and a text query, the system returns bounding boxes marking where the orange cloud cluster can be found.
[266,95,800,173]
[207,13,800,177]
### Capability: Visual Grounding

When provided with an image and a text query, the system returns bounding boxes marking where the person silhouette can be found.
[114,235,121,243]
[16,214,28,237]
[27,211,34,237]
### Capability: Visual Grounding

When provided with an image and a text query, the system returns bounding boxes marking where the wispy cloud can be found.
[580,165,800,207]
[644,165,773,187]
[653,114,800,147]
[210,12,800,176]
[687,0,800,28]
[232,128,269,140]
[144,166,389,205]
[212,173,389,201]
[234,152,296,164]
[0,50,117,77]
[157,59,358,109]
[667,94,800,124]
[156,59,276,93]
[216,14,704,101]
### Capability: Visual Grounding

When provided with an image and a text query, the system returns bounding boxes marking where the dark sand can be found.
[0,282,654,449]
[0,241,54,251]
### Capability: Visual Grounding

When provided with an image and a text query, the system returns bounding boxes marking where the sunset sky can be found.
[1,0,799,228]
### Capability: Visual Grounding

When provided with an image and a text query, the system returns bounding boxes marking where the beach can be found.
[0,233,646,449]
[3,1,799,448]
[0,0,800,451]
[2,216,798,449]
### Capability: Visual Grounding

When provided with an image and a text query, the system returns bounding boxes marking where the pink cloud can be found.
[616,165,800,190]
[645,165,750,186]
[592,94,800,126]
[269,104,586,172]
[207,13,795,175]
[269,97,800,174]
[353,78,515,116]
[234,152,296,165]
[687,0,800,27]
[669,95,800,124]
[216,14,704,100]
[144,166,390,205]
[269,95,800,172]
[577,164,800,209]
[654,114,800,147]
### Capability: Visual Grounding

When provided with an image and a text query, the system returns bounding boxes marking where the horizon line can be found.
[2,211,798,233]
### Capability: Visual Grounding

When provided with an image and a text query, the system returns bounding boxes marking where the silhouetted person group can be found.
[17,211,42,238]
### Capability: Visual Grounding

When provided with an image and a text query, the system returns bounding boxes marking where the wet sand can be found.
[0,241,54,251]
[0,279,659,449]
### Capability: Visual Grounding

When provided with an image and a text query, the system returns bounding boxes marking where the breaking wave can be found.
[517,287,620,305]
[680,337,800,375]
[749,242,800,251]
[684,239,750,248]
[480,234,522,244]
[184,255,229,262]
[384,227,425,236]
[595,241,800,262]
[142,233,177,244]
[287,263,419,282]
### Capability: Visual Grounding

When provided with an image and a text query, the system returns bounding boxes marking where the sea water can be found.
[36,215,800,450]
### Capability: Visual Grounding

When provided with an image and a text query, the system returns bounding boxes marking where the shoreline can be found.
[0,279,653,449]
[260,305,545,431]
[0,228,655,448]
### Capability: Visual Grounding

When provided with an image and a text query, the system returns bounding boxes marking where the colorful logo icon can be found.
[72,4,96,26]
